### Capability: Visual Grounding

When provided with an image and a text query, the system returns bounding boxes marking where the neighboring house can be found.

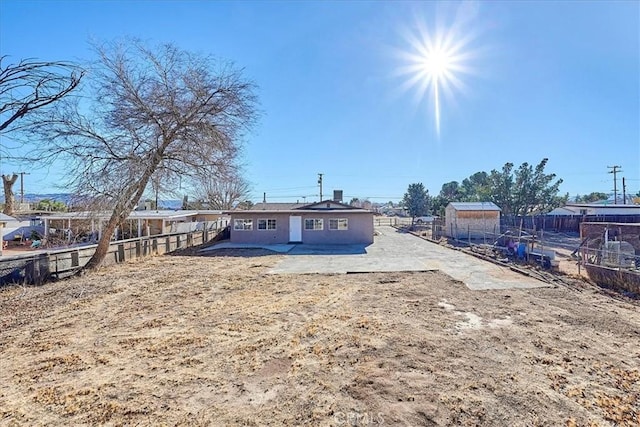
[0,213,17,255]
[547,203,640,216]
[225,200,374,245]
[445,202,501,239]
[39,210,228,242]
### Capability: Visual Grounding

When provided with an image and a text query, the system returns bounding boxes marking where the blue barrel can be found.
[517,243,527,259]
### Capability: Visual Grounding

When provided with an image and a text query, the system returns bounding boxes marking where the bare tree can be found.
[0,56,84,132]
[2,174,17,215]
[0,57,83,212]
[28,40,258,270]
[193,168,251,210]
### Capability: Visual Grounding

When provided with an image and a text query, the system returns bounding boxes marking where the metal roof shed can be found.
[445,202,501,240]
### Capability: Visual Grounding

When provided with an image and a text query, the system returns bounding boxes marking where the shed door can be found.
[289,216,302,242]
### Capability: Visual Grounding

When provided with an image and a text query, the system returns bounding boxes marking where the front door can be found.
[289,216,302,242]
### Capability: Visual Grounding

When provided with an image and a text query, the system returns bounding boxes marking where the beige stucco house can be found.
[226,200,374,245]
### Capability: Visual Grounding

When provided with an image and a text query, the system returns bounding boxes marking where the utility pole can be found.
[622,177,627,205]
[18,171,30,204]
[607,165,622,204]
[317,173,323,201]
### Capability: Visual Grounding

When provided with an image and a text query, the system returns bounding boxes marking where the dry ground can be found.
[1,249,639,426]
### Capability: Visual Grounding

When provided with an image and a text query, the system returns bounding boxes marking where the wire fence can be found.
[379,215,640,294]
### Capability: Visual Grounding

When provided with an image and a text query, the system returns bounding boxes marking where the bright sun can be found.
[421,48,453,80]
[395,8,479,138]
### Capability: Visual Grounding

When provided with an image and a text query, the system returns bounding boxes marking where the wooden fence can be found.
[0,226,227,286]
[501,214,640,232]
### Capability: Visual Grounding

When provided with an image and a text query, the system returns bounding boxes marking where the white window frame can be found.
[257,219,277,230]
[329,218,348,230]
[234,219,253,231]
[304,218,323,230]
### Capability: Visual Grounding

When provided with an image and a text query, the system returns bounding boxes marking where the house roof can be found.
[565,203,640,209]
[0,213,18,222]
[229,200,369,215]
[38,210,225,221]
[250,202,305,211]
[447,202,501,211]
[249,200,359,211]
[547,207,579,216]
[227,209,371,215]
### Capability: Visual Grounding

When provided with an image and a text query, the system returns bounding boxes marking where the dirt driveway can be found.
[0,248,638,426]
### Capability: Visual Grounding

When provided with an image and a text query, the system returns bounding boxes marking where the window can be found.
[329,218,348,230]
[304,218,323,230]
[234,219,253,230]
[258,219,277,230]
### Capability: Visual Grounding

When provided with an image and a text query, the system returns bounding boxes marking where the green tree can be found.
[460,171,489,201]
[440,181,461,200]
[484,158,564,216]
[35,199,67,212]
[402,183,430,223]
[510,158,564,216]
[431,181,462,217]
[580,192,607,203]
[486,162,514,214]
[430,195,448,217]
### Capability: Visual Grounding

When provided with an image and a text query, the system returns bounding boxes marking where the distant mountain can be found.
[0,193,184,210]
[0,193,72,204]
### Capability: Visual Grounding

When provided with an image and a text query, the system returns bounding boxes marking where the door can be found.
[289,216,302,242]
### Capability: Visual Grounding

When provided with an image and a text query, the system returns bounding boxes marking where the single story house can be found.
[547,203,640,217]
[225,200,374,245]
[38,210,228,242]
[0,213,17,255]
[445,202,501,239]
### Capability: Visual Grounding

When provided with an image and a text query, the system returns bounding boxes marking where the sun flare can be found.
[395,7,479,139]
[421,48,453,80]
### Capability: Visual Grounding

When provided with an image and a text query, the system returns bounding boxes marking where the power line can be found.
[18,171,30,204]
[607,165,622,204]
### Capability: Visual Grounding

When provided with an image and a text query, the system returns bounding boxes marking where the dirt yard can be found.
[1,249,639,426]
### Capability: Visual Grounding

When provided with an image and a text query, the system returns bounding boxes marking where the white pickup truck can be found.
[414,216,436,224]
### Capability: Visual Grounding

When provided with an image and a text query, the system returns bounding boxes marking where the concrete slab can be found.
[269,226,551,291]
[200,242,296,254]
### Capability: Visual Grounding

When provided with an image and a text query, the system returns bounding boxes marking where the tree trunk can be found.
[2,174,18,215]
[83,155,164,271]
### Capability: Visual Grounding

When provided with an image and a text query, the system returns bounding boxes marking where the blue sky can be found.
[1,0,638,203]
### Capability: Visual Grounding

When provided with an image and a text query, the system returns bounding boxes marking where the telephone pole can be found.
[18,171,30,204]
[607,165,621,204]
[317,173,323,201]
[622,177,627,205]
